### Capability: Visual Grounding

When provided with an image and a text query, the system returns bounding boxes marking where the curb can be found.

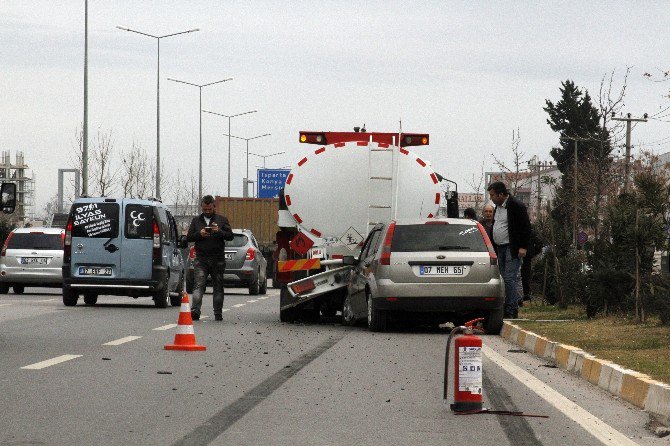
[500,321,670,425]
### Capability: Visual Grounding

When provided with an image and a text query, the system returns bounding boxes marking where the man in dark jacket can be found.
[187,195,234,321]
[487,182,531,319]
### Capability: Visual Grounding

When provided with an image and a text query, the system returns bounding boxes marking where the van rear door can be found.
[70,201,121,280]
[120,202,153,280]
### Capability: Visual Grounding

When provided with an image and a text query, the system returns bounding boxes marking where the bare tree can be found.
[465,161,486,211]
[90,129,118,197]
[490,129,532,195]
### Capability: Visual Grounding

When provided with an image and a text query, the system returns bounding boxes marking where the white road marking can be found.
[21,354,82,370]
[483,345,638,446]
[38,298,57,303]
[247,299,257,303]
[0,303,11,307]
[153,324,177,331]
[233,303,246,308]
[201,315,211,320]
[258,296,270,300]
[102,335,142,346]
[222,309,230,312]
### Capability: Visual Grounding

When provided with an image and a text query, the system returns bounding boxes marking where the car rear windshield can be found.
[71,202,119,238]
[228,234,249,248]
[8,233,62,250]
[124,204,153,239]
[391,224,487,252]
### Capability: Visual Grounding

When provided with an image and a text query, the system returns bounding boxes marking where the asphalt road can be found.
[0,286,665,446]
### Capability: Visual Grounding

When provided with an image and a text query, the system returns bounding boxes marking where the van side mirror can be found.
[178,235,188,249]
[341,255,357,266]
[1,183,16,214]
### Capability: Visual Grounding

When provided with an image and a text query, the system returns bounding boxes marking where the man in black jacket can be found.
[187,195,234,321]
[487,182,531,319]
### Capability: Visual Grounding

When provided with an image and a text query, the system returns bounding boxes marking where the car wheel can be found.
[153,276,169,308]
[484,306,504,335]
[280,307,297,323]
[249,276,260,295]
[259,275,267,295]
[0,284,9,294]
[83,293,98,305]
[367,293,387,332]
[63,288,79,306]
[342,294,356,326]
[170,273,184,307]
[185,270,194,294]
[13,285,25,294]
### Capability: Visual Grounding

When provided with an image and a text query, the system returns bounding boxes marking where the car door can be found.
[70,201,121,280]
[120,202,153,280]
[348,226,383,316]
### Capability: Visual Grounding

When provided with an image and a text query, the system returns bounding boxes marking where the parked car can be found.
[185,228,267,295]
[0,227,65,293]
[343,217,505,333]
[62,197,185,308]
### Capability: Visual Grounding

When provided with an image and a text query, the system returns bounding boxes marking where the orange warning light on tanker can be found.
[422,136,428,144]
[300,134,307,143]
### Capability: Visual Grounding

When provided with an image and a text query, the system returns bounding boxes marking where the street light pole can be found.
[82,0,89,196]
[167,77,233,199]
[221,133,271,197]
[561,135,589,247]
[202,109,257,197]
[116,25,199,200]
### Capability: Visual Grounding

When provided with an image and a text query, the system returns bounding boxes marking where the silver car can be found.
[185,229,268,295]
[0,227,65,294]
[343,217,505,333]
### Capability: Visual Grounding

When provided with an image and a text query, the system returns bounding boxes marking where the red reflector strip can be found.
[427,213,434,218]
[357,141,369,146]
[334,142,345,148]
[286,173,293,185]
[291,279,316,294]
[310,228,322,237]
[298,157,308,166]
[386,297,398,302]
[285,195,292,206]
[315,147,325,155]
[430,173,438,184]
[484,297,497,301]
[416,158,426,167]
[434,193,441,204]
[378,143,389,148]
[278,259,322,272]
[399,148,409,155]
[331,255,343,259]
[425,220,447,224]
[293,214,303,224]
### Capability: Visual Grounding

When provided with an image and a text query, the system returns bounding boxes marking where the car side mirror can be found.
[178,235,188,249]
[1,183,16,214]
[341,255,357,266]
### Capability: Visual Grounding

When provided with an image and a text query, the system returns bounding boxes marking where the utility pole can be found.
[561,136,589,247]
[612,112,648,193]
[528,158,553,219]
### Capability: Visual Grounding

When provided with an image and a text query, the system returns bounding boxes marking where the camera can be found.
[205,226,213,233]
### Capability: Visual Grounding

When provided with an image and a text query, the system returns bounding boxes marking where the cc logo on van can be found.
[130,210,145,227]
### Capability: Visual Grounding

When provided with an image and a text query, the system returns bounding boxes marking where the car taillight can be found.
[246,248,255,261]
[476,222,497,265]
[189,246,195,260]
[380,221,396,266]
[1,231,14,257]
[152,218,161,262]
[291,279,315,295]
[64,219,72,261]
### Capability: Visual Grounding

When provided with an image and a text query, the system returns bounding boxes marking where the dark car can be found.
[185,229,267,295]
[342,217,505,333]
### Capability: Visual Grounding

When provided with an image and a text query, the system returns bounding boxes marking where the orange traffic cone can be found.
[165,292,206,351]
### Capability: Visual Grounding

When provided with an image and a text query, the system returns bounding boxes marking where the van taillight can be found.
[380,221,396,266]
[1,232,14,257]
[64,219,73,260]
[152,219,161,262]
[246,248,255,261]
[476,222,497,265]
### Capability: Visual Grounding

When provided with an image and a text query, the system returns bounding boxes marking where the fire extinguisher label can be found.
[458,346,483,394]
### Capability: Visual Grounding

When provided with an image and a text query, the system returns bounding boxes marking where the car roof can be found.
[13,227,64,234]
[70,197,165,206]
[392,217,478,226]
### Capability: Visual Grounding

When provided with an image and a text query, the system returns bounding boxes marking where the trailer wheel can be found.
[280,307,297,323]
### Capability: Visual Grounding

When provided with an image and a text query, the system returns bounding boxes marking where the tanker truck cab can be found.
[62,197,185,308]
[279,128,452,323]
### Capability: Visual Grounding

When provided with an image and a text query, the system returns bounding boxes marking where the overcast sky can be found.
[2,1,670,214]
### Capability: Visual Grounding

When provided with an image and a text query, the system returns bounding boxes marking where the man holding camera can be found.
[186,195,234,321]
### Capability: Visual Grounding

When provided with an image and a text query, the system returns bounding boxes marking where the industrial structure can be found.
[0,151,35,222]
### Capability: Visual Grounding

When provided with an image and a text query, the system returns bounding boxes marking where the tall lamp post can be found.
[202,109,257,196]
[222,133,271,197]
[560,135,590,247]
[82,0,89,196]
[167,77,233,200]
[116,25,199,200]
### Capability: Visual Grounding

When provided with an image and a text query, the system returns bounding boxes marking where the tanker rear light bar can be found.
[299,133,327,144]
[299,131,429,147]
[402,134,429,146]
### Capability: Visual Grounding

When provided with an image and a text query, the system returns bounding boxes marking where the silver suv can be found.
[343,218,505,333]
[185,229,268,295]
[0,227,65,294]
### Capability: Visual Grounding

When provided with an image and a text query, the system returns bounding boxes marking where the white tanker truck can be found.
[275,128,458,322]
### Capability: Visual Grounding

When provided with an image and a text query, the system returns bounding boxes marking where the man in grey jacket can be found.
[187,195,234,321]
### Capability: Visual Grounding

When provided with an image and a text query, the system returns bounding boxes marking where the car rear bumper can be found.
[0,268,63,285]
[187,264,258,285]
[373,295,503,312]
[62,264,167,296]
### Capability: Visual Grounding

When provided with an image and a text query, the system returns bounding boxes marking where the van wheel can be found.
[170,274,184,307]
[0,284,9,294]
[83,293,98,305]
[259,275,267,295]
[13,285,24,294]
[367,294,387,332]
[484,307,504,335]
[63,288,79,306]
[153,278,169,308]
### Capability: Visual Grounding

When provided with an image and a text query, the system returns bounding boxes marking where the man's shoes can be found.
[214,314,223,321]
[191,311,200,321]
[518,299,524,307]
[523,295,531,301]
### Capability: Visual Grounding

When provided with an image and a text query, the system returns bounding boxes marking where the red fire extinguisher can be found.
[443,320,484,412]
